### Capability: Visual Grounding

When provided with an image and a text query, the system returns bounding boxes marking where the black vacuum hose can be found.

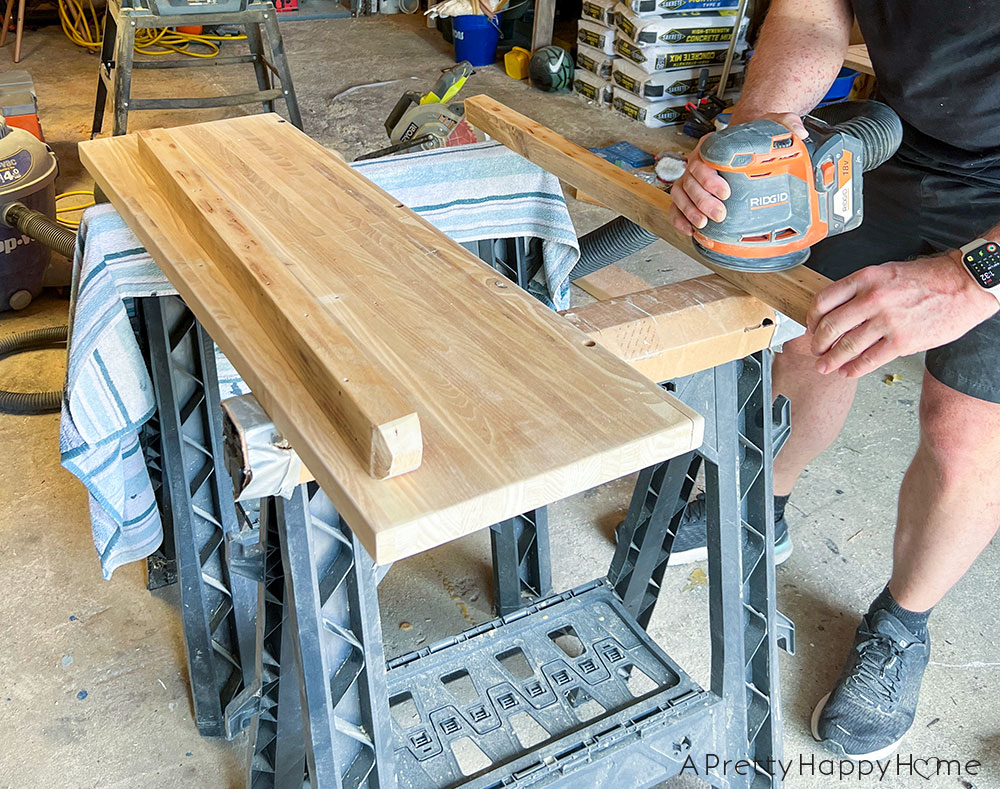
[0,326,67,415]
[569,100,903,281]
[570,215,658,281]
[811,100,903,172]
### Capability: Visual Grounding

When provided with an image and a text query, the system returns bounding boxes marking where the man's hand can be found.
[808,253,1000,378]
[669,112,809,236]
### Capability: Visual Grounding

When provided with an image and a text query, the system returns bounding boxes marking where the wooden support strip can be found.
[575,265,652,301]
[136,128,422,480]
[224,274,776,497]
[464,94,833,326]
[562,274,777,382]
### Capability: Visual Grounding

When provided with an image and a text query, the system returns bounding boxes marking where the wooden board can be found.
[531,0,555,50]
[464,95,833,327]
[844,44,874,76]
[562,275,777,382]
[136,127,421,480]
[80,115,703,565]
[576,265,652,301]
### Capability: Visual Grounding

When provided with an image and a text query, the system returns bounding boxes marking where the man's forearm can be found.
[731,0,853,124]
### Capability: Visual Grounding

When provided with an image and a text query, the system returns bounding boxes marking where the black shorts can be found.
[807,155,1000,403]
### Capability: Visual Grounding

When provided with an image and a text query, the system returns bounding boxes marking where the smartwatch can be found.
[958,238,1000,304]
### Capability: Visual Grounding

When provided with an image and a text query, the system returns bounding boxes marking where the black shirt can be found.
[850,0,1000,176]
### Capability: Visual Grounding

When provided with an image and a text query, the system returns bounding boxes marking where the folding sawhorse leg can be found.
[139,295,259,737]
[610,351,795,787]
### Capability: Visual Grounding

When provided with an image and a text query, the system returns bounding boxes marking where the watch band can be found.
[958,238,1000,304]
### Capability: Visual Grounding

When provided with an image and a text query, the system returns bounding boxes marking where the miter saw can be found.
[356,62,476,161]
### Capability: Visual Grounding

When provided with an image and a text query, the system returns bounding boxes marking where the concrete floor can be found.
[1,13,998,789]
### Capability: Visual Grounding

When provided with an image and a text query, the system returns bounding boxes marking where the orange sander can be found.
[692,101,903,272]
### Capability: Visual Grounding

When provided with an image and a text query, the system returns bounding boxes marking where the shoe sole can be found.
[667,539,794,567]
[810,692,905,762]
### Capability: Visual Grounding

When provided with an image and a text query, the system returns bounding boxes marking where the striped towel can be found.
[61,141,580,579]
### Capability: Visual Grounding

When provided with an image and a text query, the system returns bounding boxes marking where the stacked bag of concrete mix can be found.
[575,0,618,107]
[609,0,749,127]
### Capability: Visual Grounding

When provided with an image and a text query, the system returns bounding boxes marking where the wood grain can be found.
[844,43,874,76]
[531,0,555,49]
[464,94,833,326]
[136,128,422,480]
[575,265,652,301]
[562,275,777,382]
[79,115,703,565]
[225,273,777,499]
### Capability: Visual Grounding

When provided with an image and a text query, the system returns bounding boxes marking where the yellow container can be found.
[505,47,531,80]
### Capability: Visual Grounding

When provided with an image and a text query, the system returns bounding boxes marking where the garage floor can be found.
[0,14,997,789]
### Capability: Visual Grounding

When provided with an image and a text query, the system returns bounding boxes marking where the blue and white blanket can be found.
[59,141,580,579]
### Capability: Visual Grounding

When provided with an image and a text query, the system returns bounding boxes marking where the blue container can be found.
[453,14,502,66]
[822,67,860,104]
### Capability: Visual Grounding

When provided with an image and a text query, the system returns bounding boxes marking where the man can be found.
[667,0,1000,762]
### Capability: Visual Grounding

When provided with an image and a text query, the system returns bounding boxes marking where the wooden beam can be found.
[531,0,555,50]
[223,274,777,498]
[464,94,833,326]
[137,128,422,480]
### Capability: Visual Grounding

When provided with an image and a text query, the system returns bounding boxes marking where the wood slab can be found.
[80,115,703,565]
[465,94,833,327]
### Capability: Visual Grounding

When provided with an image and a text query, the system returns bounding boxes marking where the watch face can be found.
[964,242,1000,289]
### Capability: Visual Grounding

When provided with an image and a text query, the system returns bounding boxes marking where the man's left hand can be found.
[808,253,1000,378]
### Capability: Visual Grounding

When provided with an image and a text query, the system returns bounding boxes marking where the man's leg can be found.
[665,158,925,566]
[814,353,1000,760]
[891,370,1000,611]
[771,333,860,497]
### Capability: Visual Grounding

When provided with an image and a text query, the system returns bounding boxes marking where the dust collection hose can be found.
[571,216,658,281]
[2,202,78,260]
[0,326,67,414]
[0,202,75,415]
[569,99,903,281]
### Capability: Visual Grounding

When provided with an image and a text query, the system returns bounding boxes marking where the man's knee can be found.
[918,371,1000,477]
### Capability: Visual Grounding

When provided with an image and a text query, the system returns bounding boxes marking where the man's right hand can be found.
[669,112,809,237]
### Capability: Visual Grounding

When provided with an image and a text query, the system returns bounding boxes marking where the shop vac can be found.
[0,117,78,415]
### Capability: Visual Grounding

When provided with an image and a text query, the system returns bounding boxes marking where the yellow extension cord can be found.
[57,0,246,57]
[55,190,96,229]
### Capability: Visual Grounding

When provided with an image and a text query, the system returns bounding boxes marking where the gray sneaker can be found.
[666,493,793,566]
[811,609,930,761]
